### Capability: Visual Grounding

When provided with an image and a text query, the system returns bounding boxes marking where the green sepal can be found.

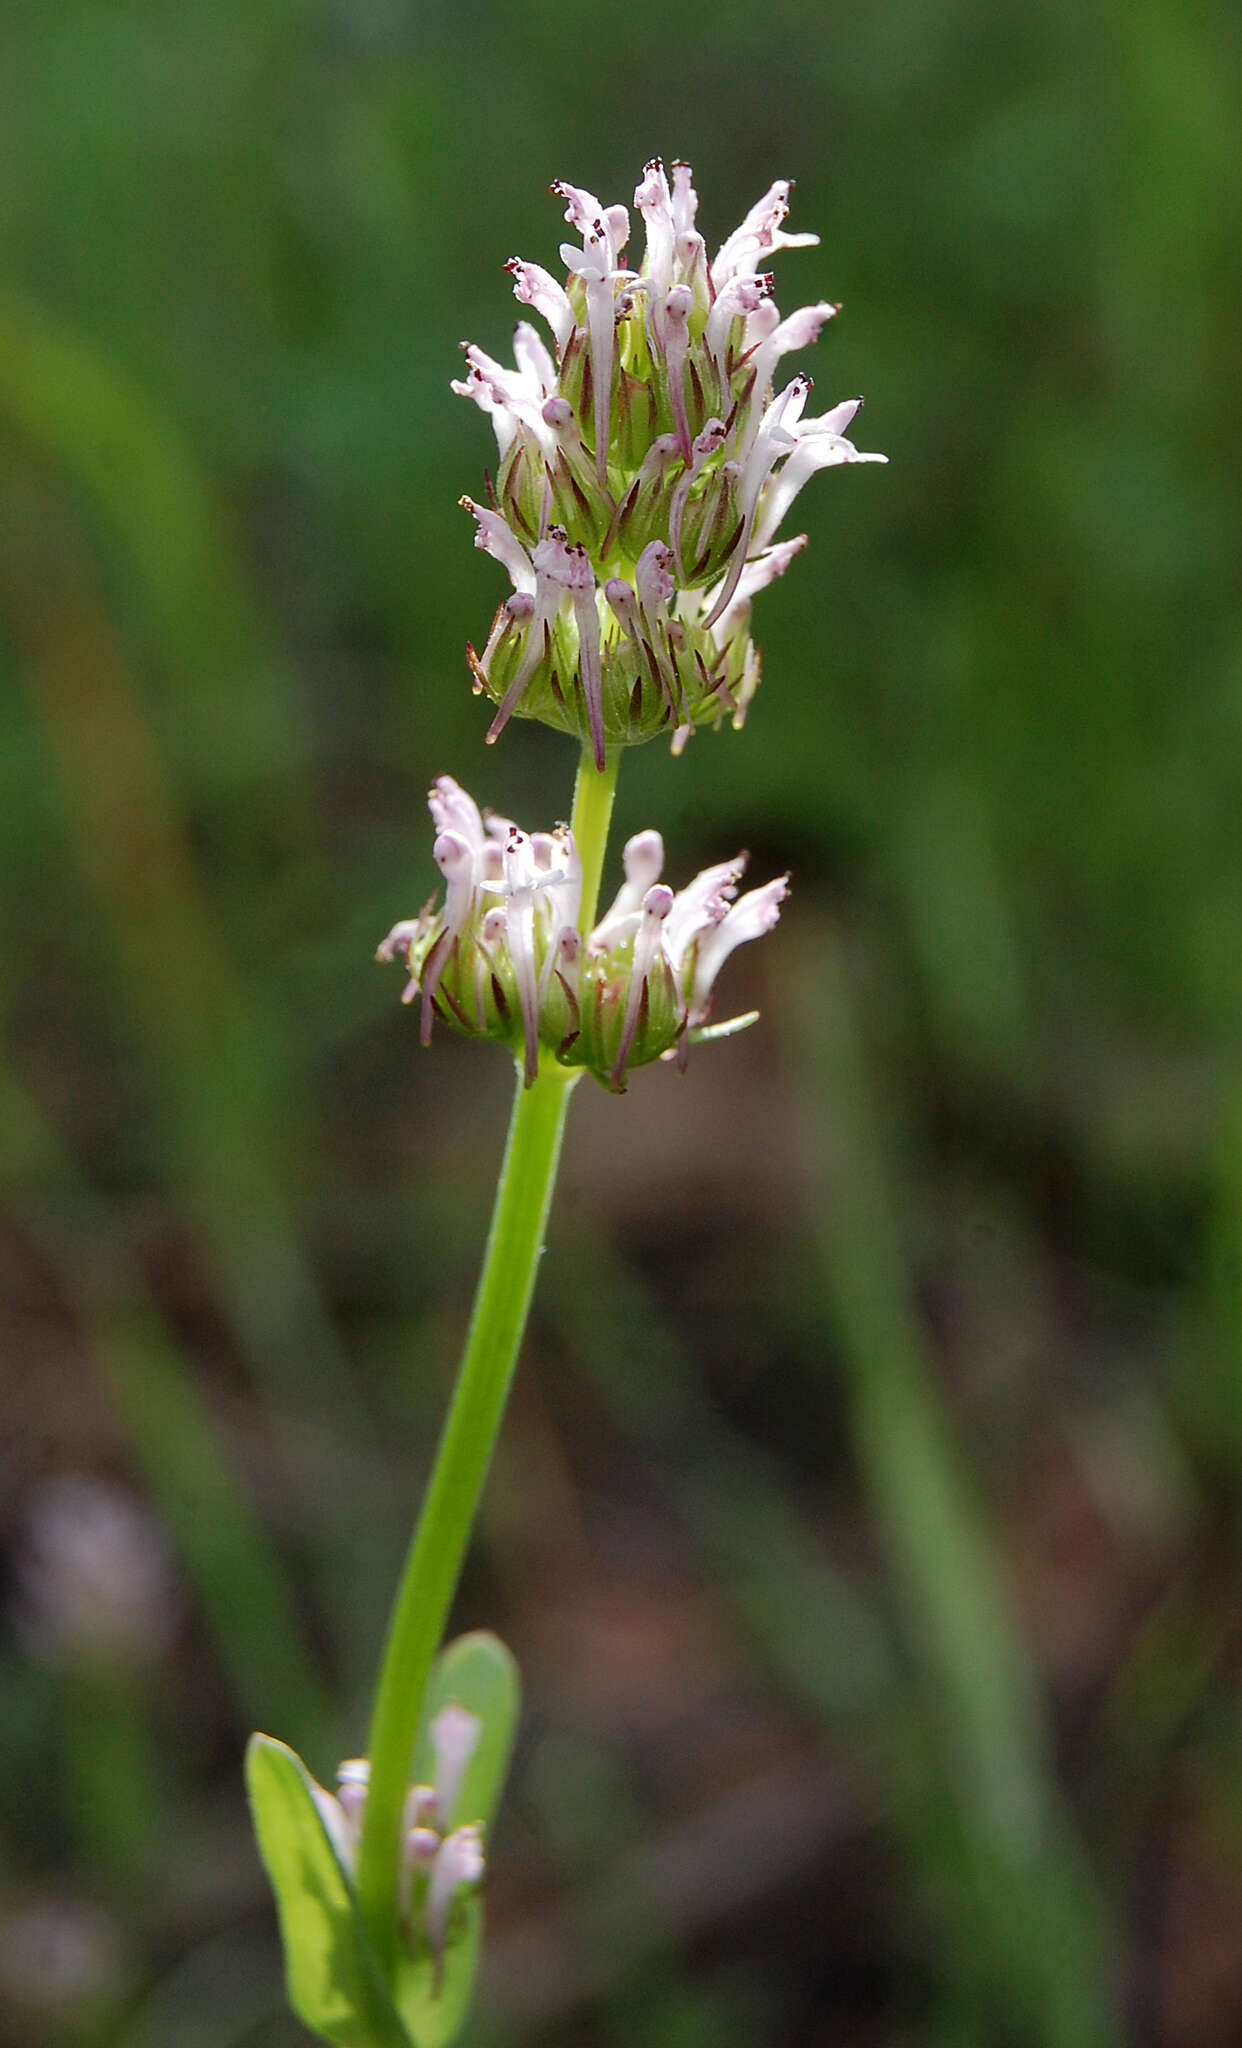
[393,1630,521,2048]
[686,1008,760,1045]
[245,1733,411,2048]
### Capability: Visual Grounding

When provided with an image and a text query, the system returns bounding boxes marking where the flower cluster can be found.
[456,159,885,767]
[309,1706,484,1977]
[378,776,788,1091]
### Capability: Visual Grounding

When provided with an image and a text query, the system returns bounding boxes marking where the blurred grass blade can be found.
[544,1213,900,1726]
[798,925,1116,2045]
[2,463,362,1444]
[0,1052,336,1756]
[0,293,303,789]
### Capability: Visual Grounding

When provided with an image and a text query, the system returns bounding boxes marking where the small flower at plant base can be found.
[424,1826,485,1987]
[379,776,789,1092]
[427,1703,481,1829]
[307,1756,370,1874]
[305,1710,487,1977]
[456,159,885,765]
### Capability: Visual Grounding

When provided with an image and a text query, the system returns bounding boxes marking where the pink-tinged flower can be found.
[590,827,666,945]
[307,1757,370,1876]
[304,1712,488,1975]
[454,160,885,760]
[505,257,574,352]
[751,396,887,552]
[688,874,791,1025]
[424,1825,485,1981]
[380,781,788,1091]
[710,178,820,289]
[461,497,536,594]
[701,372,813,631]
[607,882,675,1088]
[450,331,558,463]
[705,533,808,645]
[427,1704,481,1831]
[552,179,632,483]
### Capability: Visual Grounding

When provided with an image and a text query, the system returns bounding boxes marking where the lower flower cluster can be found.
[378,776,788,1091]
[309,1706,484,1981]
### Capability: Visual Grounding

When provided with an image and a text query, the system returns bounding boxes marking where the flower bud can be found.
[425,1826,485,1977]
[456,160,885,764]
[379,777,789,1092]
[428,1703,482,1830]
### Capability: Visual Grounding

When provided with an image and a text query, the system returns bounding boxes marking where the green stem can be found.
[355,745,617,1970]
[569,744,620,933]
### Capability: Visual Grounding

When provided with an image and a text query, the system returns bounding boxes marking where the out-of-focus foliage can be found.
[1,0,1240,2043]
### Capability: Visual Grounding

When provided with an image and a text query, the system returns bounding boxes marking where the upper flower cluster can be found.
[456,160,885,767]
[378,776,788,1092]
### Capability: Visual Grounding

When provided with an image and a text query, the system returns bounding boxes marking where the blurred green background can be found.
[2,0,1241,2042]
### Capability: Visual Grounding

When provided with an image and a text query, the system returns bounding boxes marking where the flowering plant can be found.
[247,159,882,2047]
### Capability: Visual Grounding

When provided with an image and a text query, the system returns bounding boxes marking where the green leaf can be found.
[394,1632,521,2048]
[246,1734,411,2048]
